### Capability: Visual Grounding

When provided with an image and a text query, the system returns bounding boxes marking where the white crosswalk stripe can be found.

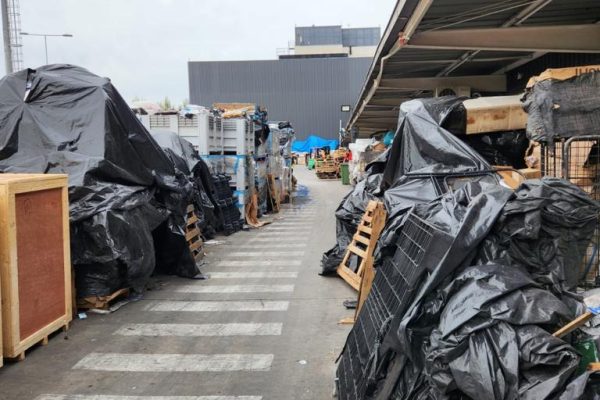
[234,243,307,249]
[213,260,301,267]
[37,396,262,400]
[72,353,274,372]
[208,271,298,279]
[176,284,295,293]
[225,251,305,257]
[144,300,290,312]
[245,238,300,243]
[114,323,282,337]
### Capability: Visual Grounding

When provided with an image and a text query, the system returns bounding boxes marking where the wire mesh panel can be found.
[336,213,453,400]
[541,136,600,286]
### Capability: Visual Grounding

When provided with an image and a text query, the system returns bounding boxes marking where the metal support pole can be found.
[1,0,12,74]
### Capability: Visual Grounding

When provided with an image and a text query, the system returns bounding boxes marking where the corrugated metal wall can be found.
[188,57,372,140]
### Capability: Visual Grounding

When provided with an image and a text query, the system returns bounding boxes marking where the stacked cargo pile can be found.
[141,103,254,234]
[324,80,600,397]
[252,108,270,215]
[211,174,243,235]
[0,65,204,316]
[267,121,296,206]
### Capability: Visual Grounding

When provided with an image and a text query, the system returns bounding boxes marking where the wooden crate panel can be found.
[16,189,66,340]
[0,174,72,359]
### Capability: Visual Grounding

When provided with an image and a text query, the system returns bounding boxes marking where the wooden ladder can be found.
[337,201,386,291]
[186,204,204,263]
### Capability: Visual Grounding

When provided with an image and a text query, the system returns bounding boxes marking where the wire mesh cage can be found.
[541,136,600,287]
[336,213,453,400]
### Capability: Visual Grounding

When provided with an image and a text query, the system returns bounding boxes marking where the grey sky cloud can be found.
[2,0,394,105]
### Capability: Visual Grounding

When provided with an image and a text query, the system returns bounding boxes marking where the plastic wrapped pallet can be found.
[0,65,198,297]
[522,68,600,143]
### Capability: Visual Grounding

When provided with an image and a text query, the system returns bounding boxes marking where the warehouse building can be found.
[188,25,380,140]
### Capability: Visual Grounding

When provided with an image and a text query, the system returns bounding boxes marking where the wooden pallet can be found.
[337,201,386,291]
[316,171,340,179]
[77,288,130,310]
[4,322,69,362]
[186,204,204,263]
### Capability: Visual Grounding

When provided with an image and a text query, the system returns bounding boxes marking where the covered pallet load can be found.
[0,65,202,300]
[324,97,600,398]
[522,66,600,285]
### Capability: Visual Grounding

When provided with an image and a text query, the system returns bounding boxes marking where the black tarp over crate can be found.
[523,69,600,287]
[538,137,600,286]
[0,64,200,297]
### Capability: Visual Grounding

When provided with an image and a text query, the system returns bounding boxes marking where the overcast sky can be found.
[1,0,395,105]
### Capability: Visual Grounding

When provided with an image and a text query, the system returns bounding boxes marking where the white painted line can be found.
[176,284,295,293]
[73,353,274,372]
[234,243,307,249]
[246,238,300,243]
[209,271,298,279]
[213,260,301,267]
[254,232,300,236]
[263,228,311,231]
[273,224,312,227]
[145,300,289,312]
[226,251,305,257]
[37,396,262,400]
[114,323,282,337]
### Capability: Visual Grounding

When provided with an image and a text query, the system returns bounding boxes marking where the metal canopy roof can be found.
[348,0,600,137]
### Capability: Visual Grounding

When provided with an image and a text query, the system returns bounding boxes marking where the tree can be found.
[160,96,172,110]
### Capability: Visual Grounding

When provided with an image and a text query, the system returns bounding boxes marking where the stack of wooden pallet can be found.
[316,156,339,179]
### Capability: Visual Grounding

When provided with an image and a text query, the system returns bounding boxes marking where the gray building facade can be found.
[188,57,372,140]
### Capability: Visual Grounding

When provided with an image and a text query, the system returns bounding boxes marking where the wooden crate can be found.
[0,174,72,360]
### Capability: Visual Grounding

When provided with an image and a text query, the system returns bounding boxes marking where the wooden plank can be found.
[187,215,199,226]
[190,240,203,252]
[357,225,372,235]
[354,234,370,246]
[185,229,200,241]
[347,244,367,259]
[77,288,130,310]
[553,312,593,338]
[337,266,361,291]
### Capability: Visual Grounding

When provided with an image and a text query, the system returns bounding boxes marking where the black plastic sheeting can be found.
[0,65,198,296]
[321,97,496,275]
[328,96,600,398]
[522,71,600,144]
[337,179,599,400]
[461,130,529,169]
[151,130,219,239]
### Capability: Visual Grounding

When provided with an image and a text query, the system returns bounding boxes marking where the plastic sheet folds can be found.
[0,65,199,296]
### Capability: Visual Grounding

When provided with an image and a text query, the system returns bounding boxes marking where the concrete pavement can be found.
[0,167,355,400]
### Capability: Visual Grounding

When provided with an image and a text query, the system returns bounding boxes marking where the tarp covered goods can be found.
[0,65,200,297]
[327,96,600,398]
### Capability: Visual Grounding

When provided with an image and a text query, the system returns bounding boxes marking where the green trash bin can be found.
[308,158,316,170]
[340,163,350,185]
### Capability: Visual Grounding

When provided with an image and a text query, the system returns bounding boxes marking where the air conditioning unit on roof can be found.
[434,86,471,98]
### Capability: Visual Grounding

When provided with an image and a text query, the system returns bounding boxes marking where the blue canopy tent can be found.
[292,135,339,153]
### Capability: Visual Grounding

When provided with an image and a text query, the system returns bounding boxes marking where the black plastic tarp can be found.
[0,64,197,296]
[522,71,600,144]
[321,97,495,275]
[336,178,600,400]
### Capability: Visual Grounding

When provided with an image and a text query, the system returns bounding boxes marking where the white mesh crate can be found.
[221,118,254,155]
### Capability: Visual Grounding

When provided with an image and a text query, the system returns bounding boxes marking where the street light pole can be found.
[20,32,73,65]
